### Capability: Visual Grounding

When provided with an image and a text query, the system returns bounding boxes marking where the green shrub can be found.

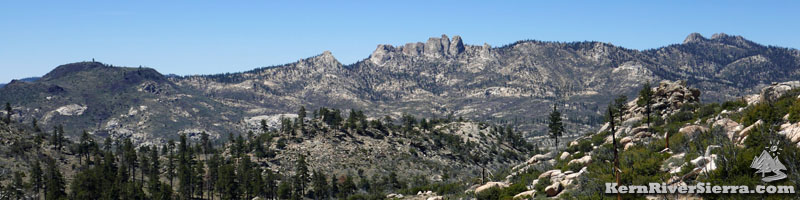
[721,99,747,111]
[566,139,593,154]
[788,99,800,123]
[591,131,610,146]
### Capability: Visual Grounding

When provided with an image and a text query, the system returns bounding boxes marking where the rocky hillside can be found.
[0,107,535,199]
[472,80,800,199]
[2,33,800,148]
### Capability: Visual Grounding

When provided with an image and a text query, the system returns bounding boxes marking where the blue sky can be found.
[1,1,798,83]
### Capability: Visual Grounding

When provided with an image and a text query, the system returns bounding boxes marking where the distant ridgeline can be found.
[0,33,799,146]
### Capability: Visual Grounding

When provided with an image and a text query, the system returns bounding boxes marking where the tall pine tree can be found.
[548,104,564,151]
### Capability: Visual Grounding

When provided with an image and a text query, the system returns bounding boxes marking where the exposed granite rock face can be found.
[449,35,465,55]
[683,32,708,44]
[758,81,800,103]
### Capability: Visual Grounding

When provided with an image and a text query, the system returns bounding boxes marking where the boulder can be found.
[513,190,536,199]
[538,169,562,179]
[779,123,800,144]
[426,196,443,200]
[527,152,555,164]
[622,116,643,127]
[386,193,404,199]
[475,182,509,194]
[738,120,763,143]
[624,142,635,150]
[568,155,592,166]
[712,118,743,141]
[630,126,650,135]
[560,152,571,160]
[634,131,652,139]
[545,182,563,197]
[620,136,632,145]
[679,125,709,138]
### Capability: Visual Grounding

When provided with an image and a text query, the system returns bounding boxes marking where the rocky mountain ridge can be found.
[2,33,800,147]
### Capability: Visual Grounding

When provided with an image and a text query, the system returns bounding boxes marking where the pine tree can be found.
[178,134,193,199]
[201,131,211,155]
[193,157,205,198]
[340,175,356,197]
[311,170,329,200]
[277,179,292,200]
[548,104,564,151]
[297,106,307,128]
[31,160,43,197]
[607,104,621,200]
[122,138,138,183]
[79,130,91,165]
[32,118,41,132]
[260,119,269,135]
[44,157,67,200]
[613,95,628,124]
[4,102,11,124]
[207,152,221,200]
[329,176,339,198]
[638,81,654,128]
[295,154,310,195]
[216,162,238,200]
[238,156,253,199]
[11,171,25,199]
[264,170,277,200]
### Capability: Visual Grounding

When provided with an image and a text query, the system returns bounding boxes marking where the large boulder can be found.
[426,196,443,200]
[568,155,592,166]
[545,182,563,197]
[712,118,743,141]
[779,123,800,145]
[513,190,536,199]
[560,152,571,160]
[526,152,555,164]
[679,125,709,138]
[475,182,509,194]
[738,120,763,144]
[538,169,562,179]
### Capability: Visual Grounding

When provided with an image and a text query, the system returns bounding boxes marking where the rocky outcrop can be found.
[55,104,87,116]
[758,81,800,103]
[779,122,800,147]
[449,35,465,55]
[711,118,743,142]
[683,32,707,44]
